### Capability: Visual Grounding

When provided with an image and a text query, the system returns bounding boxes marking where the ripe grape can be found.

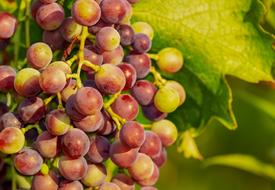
[97,112,116,136]
[32,171,58,190]
[112,173,135,190]
[116,24,134,46]
[14,148,43,175]
[61,128,90,159]
[27,42,53,70]
[0,12,17,39]
[118,63,137,90]
[31,0,43,19]
[125,53,151,79]
[43,29,66,51]
[132,34,151,53]
[0,127,25,154]
[131,80,156,106]
[81,164,107,187]
[100,0,128,24]
[165,80,186,105]
[18,97,46,124]
[0,112,21,130]
[95,64,126,94]
[111,94,139,120]
[132,22,154,40]
[152,148,167,167]
[102,45,124,65]
[0,65,16,91]
[74,87,103,115]
[61,79,77,102]
[154,86,180,113]
[59,180,84,190]
[137,164,159,186]
[128,153,154,181]
[45,109,71,136]
[96,27,121,51]
[120,121,145,148]
[39,67,67,94]
[65,95,85,121]
[151,119,178,146]
[14,68,41,97]
[72,0,101,26]
[35,131,60,158]
[36,3,65,31]
[60,17,82,42]
[99,182,121,190]
[142,104,167,121]
[73,111,104,132]
[87,135,110,163]
[139,131,162,158]
[59,156,88,181]
[157,48,183,73]
[47,61,72,74]
[110,140,138,168]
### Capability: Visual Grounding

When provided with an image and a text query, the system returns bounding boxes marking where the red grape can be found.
[0,127,25,154]
[125,53,151,79]
[100,0,128,24]
[132,34,151,53]
[65,95,85,121]
[139,131,162,158]
[102,45,124,65]
[61,79,77,102]
[0,112,21,130]
[116,24,134,46]
[131,80,157,106]
[99,182,121,190]
[120,121,145,148]
[142,104,167,121]
[96,27,121,51]
[59,180,83,190]
[118,63,137,90]
[43,29,66,51]
[0,65,16,91]
[32,171,58,190]
[137,164,159,186]
[152,148,167,167]
[0,12,17,39]
[73,111,104,132]
[60,17,82,42]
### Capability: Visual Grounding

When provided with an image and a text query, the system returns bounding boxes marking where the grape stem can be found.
[6,92,12,107]
[66,55,78,66]
[40,163,49,175]
[44,95,56,106]
[24,0,31,48]
[150,66,166,88]
[147,53,159,60]
[57,92,64,109]
[21,124,42,134]
[141,124,152,129]
[11,163,17,190]
[105,159,118,182]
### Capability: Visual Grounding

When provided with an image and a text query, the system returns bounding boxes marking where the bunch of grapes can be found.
[0,0,185,189]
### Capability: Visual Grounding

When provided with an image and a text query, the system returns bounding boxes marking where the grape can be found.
[102,45,124,65]
[128,153,154,181]
[72,0,101,26]
[125,53,151,79]
[154,86,180,113]
[0,112,21,130]
[59,180,83,190]
[40,0,57,3]
[151,119,178,147]
[88,19,113,34]
[100,0,128,24]
[65,95,85,121]
[116,24,134,46]
[112,173,135,190]
[61,79,77,102]
[127,0,139,4]
[43,29,66,51]
[119,0,132,24]
[14,148,43,175]
[35,131,60,158]
[81,164,107,187]
[0,65,16,91]
[45,109,71,136]
[165,81,186,105]
[0,103,8,117]
[96,27,120,51]
[140,131,162,157]
[60,17,82,42]
[31,0,43,19]
[87,135,110,163]
[97,112,116,136]
[132,22,154,40]
[111,94,139,120]
[110,140,138,168]
[99,182,121,190]
[39,67,67,94]
[18,97,46,124]
[118,63,137,90]
[152,148,167,167]
[140,187,158,190]
[27,42,53,70]
[132,34,151,53]
[131,80,156,106]
[61,128,90,159]
[142,104,167,121]
[0,127,25,154]
[120,121,145,148]
[95,64,126,94]
[36,3,65,31]
[14,68,41,97]
[137,164,159,186]
[0,12,17,39]
[73,111,104,132]
[74,87,103,115]
[157,48,183,73]
[82,48,103,72]
[59,156,88,181]
[47,61,72,74]
[32,171,58,190]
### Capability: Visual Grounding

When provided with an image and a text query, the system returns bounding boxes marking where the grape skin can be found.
[100,0,128,24]
[152,148,167,167]
[112,173,135,190]
[0,127,25,154]
[96,27,121,51]
[165,80,186,105]
[81,164,107,187]
[118,63,137,90]
[65,95,85,121]
[35,131,60,158]
[120,121,145,148]
[60,17,83,42]
[157,47,183,73]
[47,61,72,74]
[99,182,121,190]
[73,111,104,132]
[132,34,152,54]
[87,135,110,163]
[0,65,16,92]
[131,80,156,106]
[61,79,77,102]
[0,112,21,130]
[102,45,124,65]
[137,164,159,186]
[139,131,162,158]
[32,171,59,190]
[142,104,167,122]
[0,12,17,39]
[125,53,151,79]
[59,180,84,190]
[116,24,134,46]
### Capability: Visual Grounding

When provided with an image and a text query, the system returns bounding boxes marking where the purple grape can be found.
[132,34,151,53]
[65,95,85,121]
[100,0,128,24]
[125,53,151,79]
[0,12,17,39]
[118,63,137,90]
[131,80,157,106]
[120,121,145,148]
[31,0,43,19]
[0,112,21,130]
[0,65,16,91]
[81,164,107,187]
[59,180,83,190]
[0,38,9,50]
[96,27,120,51]
[43,29,66,51]
[87,135,110,163]
[73,111,104,132]
[97,112,116,136]
[116,24,134,46]
[35,131,60,158]
[99,182,121,190]
[112,173,135,190]
[88,19,113,34]
[142,104,167,121]
[32,171,58,190]
[102,45,124,65]
[139,131,162,158]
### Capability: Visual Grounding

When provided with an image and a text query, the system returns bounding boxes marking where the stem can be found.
[150,66,166,88]
[44,95,56,106]
[66,55,78,67]
[142,124,152,129]
[6,93,11,107]
[40,163,49,175]
[57,92,64,109]
[21,124,40,134]
[82,60,101,72]
[105,159,118,182]
[147,53,159,60]
[66,73,78,79]
[24,0,31,48]
[11,164,16,190]
[14,0,24,67]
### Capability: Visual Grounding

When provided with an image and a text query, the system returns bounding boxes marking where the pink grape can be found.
[0,65,16,91]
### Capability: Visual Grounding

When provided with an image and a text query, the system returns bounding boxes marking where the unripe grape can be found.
[132,22,154,40]
[157,48,183,73]
[165,81,186,105]
[96,27,121,51]
[46,109,71,136]
[0,12,17,39]
[0,127,25,154]
[60,17,82,42]
[47,61,72,74]
[81,164,107,187]
[0,65,16,92]
[154,86,180,113]
[137,164,159,186]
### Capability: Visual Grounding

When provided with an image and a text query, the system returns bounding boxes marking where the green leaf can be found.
[204,154,275,180]
[132,0,275,130]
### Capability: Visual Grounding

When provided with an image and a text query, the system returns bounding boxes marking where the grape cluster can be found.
[0,0,185,189]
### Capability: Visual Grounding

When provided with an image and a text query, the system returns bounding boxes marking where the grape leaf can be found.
[132,0,275,130]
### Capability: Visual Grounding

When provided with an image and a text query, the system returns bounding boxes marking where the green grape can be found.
[81,164,107,187]
[0,127,25,154]
[165,81,186,105]
[154,86,180,113]
[157,48,183,73]
[132,21,154,40]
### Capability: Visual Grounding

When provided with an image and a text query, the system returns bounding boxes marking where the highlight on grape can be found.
[0,0,185,189]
